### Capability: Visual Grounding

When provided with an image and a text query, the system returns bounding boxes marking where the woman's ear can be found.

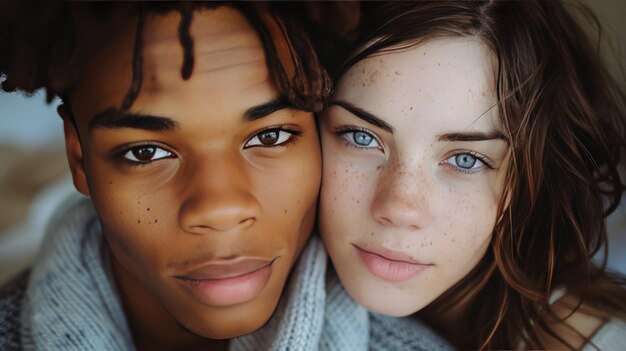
[58,104,90,197]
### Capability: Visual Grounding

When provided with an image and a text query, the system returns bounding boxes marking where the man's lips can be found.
[174,257,277,306]
[175,257,276,281]
[353,244,432,282]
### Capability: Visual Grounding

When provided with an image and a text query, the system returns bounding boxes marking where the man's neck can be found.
[110,256,229,351]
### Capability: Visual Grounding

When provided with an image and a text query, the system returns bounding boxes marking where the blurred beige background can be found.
[0,1,625,284]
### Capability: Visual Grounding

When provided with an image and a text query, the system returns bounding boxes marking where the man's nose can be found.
[178,151,261,234]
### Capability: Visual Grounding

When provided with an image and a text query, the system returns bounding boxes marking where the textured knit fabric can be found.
[1,196,454,351]
[369,313,457,351]
[20,197,133,350]
[0,270,28,351]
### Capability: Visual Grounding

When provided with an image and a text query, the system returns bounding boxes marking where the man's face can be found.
[64,7,320,339]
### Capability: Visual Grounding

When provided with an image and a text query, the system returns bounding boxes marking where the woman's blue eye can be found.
[354,131,373,146]
[443,152,486,171]
[122,145,173,163]
[342,130,380,148]
[455,154,477,169]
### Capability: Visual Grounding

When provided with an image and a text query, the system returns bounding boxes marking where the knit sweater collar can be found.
[20,196,369,351]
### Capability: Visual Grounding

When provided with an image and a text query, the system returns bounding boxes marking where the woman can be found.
[319,1,626,349]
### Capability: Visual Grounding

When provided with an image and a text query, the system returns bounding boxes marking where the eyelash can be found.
[243,126,302,149]
[333,126,495,175]
[115,142,176,166]
[334,126,383,150]
[441,151,494,175]
[112,126,301,167]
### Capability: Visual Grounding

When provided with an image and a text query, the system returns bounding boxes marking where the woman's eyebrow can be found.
[437,131,506,142]
[89,108,178,131]
[330,100,394,133]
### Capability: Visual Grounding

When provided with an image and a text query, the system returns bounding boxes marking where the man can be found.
[0,2,328,350]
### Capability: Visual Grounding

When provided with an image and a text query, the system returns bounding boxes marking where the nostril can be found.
[238,217,256,228]
[379,217,393,226]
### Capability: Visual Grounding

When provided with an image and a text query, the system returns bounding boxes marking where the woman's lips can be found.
[353,244,432,282]
[175,257,276,307]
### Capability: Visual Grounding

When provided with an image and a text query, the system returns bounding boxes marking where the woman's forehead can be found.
[335,38,499,131]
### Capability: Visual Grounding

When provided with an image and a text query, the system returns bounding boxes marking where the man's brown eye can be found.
[244,128,299,148]
[132,146,156,161]
[121,145,173,164]
[258,131,279,145]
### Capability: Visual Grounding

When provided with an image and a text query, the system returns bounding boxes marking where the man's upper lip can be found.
[353,244,430,265]
[175,257,275,280]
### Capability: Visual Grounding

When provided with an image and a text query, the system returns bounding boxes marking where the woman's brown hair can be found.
[345,1,626,349]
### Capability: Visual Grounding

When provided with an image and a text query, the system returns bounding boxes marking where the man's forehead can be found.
[144,6,258,48]
[141,6,265,78]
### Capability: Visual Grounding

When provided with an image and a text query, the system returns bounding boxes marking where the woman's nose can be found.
[370,167,431,231]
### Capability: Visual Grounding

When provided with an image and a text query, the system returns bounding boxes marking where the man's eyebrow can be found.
[244,97,292,121]
[330,100,394,133]
[437,131,507,142]
[89,108,178,131]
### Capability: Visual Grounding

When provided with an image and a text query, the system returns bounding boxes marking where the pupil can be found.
[259,131,279,145]
[456,154,476,169]
[133,146,156,161]
[354,131,372,146]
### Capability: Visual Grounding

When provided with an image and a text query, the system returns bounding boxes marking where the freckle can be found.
[438,62,441,66]
[394,70,401,76]
[371,232,374,237]
[429,241,433,246]
[284,209,288,214]
[108,180,112,185]
[137,219,141,224]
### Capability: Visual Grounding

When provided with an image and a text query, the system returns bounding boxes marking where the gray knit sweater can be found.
[0,196,453,351]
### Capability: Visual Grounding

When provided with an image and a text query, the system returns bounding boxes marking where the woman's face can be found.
[320,37,509,316]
